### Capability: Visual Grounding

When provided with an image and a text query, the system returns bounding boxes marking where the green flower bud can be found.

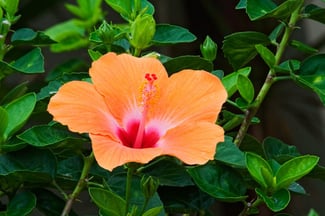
[140,175,159,199]
[97,20,115,44]
[200,35,218,62]
[129,14,156,50]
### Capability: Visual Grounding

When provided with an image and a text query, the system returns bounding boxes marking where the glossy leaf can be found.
[0,148,56,183]
[0,48,44,78]
[293,54,325,105]
[3,93,36,140]
[222,31,270,70]
[0,107,8,143]
[11,48,45,73]
[158,185,215,213]
[89,187,126,216]
[237,74,255,103]
[255,44,275,68]
[215,136,246,168]
[275,155,319,190]
[33,189,78,216]
[187,162,247,202]
[0,81,28,105]
[222,67,251,97]
[141,157,193,187]
[269,22,285,43]
[256,188,290,212]
[290,40,318,54]
[11,28,55,46]
[142,206,163,216]
[153,24,196,45]
[245,152,273,188]
[305,4,325,24]
[275,59,300,73]
[246,0,303,21]
[17,124,86,148]
[0,136,27,153]
[263,137,300,162]
[5,191,36,216]
[104,0,154,20]
[163,55,213,74]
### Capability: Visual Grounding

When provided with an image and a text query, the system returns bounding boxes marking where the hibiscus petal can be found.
[89,52,169,126]
[159,122,224,165]
[48,81,116,134]
[151,70,227,127]
[90,134,163,171]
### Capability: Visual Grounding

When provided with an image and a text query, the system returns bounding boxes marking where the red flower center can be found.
[117,120,160,148]
[117,73,160,149]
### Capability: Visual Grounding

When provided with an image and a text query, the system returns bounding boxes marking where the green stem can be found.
[234,4,302,146]
[60,152,94,216]
[125,164,136,215]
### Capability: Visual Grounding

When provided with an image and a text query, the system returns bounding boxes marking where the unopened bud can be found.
[200,35,217,62]
[129,14,155,50]
[140,175,159,199]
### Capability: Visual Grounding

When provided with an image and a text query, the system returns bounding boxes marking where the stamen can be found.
[133,73,159,148]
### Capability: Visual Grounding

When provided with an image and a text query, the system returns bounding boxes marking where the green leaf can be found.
[256,188,290,212]
[237,74,255,103]
[6,191,36,216]
[141,157,193,187]
[142,206,163,216]
[17,124,86,148]
[246,0,303,21]
[152,24,196,45]
[275,59,300,73]
[236,0,246,9]
[12,48,45,74]
[221,67,251,97]
[0,136,27,153]
[222,31,270,70]
[255,44,275,68]
[104,0,154,21]
[215,136,246,168]
[290,40,318,54]
[158,185,215,213]
[33,189,78,216]
[293,54,325,105]
[0,107,8,143]
[263,137,300,162]
[305,4,325,24]
[0,148,56,183]
[275,155,319,190]
[3,93,36,140]
[0,81,28,105]
[0,48,44,79]
[89,187,126,216]
[187,162,247,202]
[269,22,285,43]
[245,152,274,188]
[163,55,213,74]
[11,28,56,46]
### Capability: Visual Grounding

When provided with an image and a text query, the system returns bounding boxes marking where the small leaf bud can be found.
[200,35,218,62]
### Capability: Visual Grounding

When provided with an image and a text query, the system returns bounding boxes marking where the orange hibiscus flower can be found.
[47,52,227,171]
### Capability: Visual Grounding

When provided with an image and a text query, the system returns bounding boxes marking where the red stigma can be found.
[145,73,157,82]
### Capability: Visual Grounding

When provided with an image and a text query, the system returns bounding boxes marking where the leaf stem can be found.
[60,152,94,216]
[234,4,303,146]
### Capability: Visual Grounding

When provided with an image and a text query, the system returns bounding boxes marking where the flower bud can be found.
[200,35,217,62]
[140,175,159,199]
[129,14,156,50]
[97,20,115,44]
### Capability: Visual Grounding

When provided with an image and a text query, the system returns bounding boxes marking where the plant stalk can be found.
[60,152,94,216]
[234,5,302,146]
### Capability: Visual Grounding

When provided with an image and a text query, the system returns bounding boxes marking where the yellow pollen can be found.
[138,73,159,111]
